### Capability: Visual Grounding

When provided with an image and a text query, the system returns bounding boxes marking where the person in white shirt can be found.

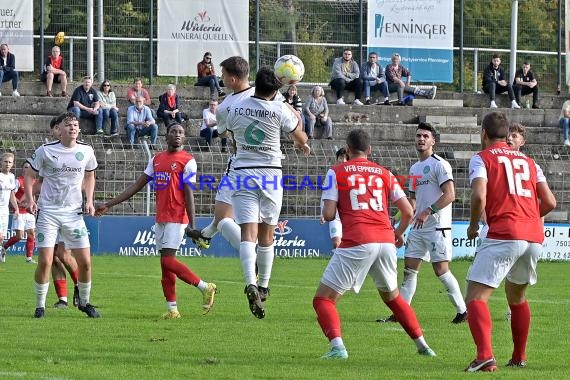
[200,100,227,152]
[24,112,100,319]
[0,152,19,262]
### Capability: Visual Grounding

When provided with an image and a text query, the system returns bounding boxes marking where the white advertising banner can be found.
[367,0,454,83]
[0,0,33,71]
[157,0,249,77]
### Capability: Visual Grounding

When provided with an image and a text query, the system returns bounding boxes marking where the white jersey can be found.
[0,172,17,212]
[222,96,298,169]
[409,154,453,229]
[216,86,255,132]
[28,141,98,213]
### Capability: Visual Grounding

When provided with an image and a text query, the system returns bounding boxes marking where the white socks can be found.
[77,281,92,307]
[438,271,467,313]
[240,241,257,285]
[201,221,218,239]
[35,282,49,308]
[399,268,419,304]
[218,217,241,252]
[256,245,274,288]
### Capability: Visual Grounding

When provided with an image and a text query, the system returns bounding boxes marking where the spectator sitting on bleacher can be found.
[360,52,389,105]
[385,53,436,105]
[482,53,520,109]
[558,99,570,146]
[41,45,68,97]
[196,52,225,99]
[0,43,20,97]
[157,84,185,126]
[126,96,158,149]
[96,81,119,137]
[513,61,539,109]
[201,100,228,152]
[303,85,333,140]
[282,84,303,113]
[67,76,104,134]
[330,49,363,105]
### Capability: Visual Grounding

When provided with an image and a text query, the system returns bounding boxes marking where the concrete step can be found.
[420,115,478,127]
[411,99,464,107]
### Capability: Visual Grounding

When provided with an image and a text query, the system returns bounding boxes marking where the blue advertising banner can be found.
[3,215,570,261]
[367,0,454,83]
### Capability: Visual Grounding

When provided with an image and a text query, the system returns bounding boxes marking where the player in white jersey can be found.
[197,57,254,255]
[0,152,19,263]
[24,112,100,318]
[219,67,310,319]
[380,123,467,324]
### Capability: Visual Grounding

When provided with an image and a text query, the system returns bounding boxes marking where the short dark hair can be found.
[254,67,282,98]
[346,129,370,153]
[492,53,501,59]
[166,123,184,134]
[417,122,437,139]
[220,56,249,80]
[335,147,347,160]
[50,112,76,129]
[482,111,509,139]
[509,122,527,141]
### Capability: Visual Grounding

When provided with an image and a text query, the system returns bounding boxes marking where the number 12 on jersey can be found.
[498,156,531,198]
[348,174,384,211]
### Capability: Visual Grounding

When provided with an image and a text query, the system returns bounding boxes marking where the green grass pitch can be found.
[0,257,569,379]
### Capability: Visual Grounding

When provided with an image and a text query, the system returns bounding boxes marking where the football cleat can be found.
[53,300,68,309]
[187,229,211,249]
[465,358,497,372]
[451,311,468,324]
[418,347,437,357]
[320,346,348,360]
[201,283,218,315]
[376,314,397,323]
[73,285,80,307]
[162,310,181,319]
[244,284,265,319]
[506,359,527,368]
[0,246,6,263]
[78,303,101,318]
[34,307,45,318]
[258,286,270,303]
[25,258,37,264]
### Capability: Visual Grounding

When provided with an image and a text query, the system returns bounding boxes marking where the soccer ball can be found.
[274,55,304,86]
[54,32,65,46]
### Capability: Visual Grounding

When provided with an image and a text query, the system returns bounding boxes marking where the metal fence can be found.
[25,0,566,92]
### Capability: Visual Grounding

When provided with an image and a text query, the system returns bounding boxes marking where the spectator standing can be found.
[303,85,333,139]
[482,54,520,109]
[330,49,363,105]
[96,81,119,137]
[40,45,68,97]
[200,100,228,152]
[513,62,539,109]
[385,53,436,104]
[157,84,185,126]
[67,76,104,134]
[0,43,20,96]
[0,152,19,263]
[197,52,226,99]
[558,99,570,146]
[126,96,158,149]
[360,52,389,105]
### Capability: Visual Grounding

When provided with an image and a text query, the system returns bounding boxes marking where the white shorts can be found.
[12,213,36,231]
[321,243,398,294]
[231,168,283,225]
[329,219,342,239]
[467,238,541,288]
[215,184,233,205]
[36,210,90,249]
[155,222,186,251]
[0,213,8,236]
[404,227,452,263]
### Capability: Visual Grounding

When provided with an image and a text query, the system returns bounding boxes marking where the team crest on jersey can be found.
[423,166,430,174]
[75,152,84,161]
[171,163,178,170]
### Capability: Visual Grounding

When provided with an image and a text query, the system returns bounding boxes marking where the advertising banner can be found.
[367,0,454,83]
[0,0,33,71]
[3,216,569,261]
[157,0,249,76]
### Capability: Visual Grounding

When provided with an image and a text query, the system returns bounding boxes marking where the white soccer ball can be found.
[274,55,305,86]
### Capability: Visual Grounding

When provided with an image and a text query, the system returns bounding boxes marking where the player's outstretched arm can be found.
[393,196,413,247]
[95,173,150,216]
[537,182,556,217]
[291,123,310,156]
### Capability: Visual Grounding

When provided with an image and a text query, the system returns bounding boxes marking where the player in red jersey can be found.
[464,112,556,372]
[314,129,436,359]
[96,123,217,319]
[3,162,36,263]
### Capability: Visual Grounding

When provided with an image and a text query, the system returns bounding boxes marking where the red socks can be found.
[54,279,67,298]
[313,297,341,340]
[160,255,200,287]
[25,237,35,258]
[510,301,530,362]
[385,295,423,339]
[467,299,494,360]
[161,270,177,302]
[3,235,19,250]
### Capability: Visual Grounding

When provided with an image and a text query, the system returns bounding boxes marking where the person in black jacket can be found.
[482,54,519,109]
[513,61,539,109]
[0,43,19,96]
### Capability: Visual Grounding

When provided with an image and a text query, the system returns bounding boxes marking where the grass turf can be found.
[0,257,569,379]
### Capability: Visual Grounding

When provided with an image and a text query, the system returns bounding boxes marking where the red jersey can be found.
[144,150,197,224]
[470,142,543,243]
[323,157,406,248]
[14,176,28,214]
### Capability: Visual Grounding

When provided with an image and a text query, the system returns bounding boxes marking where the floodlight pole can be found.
[509,0,518,85]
